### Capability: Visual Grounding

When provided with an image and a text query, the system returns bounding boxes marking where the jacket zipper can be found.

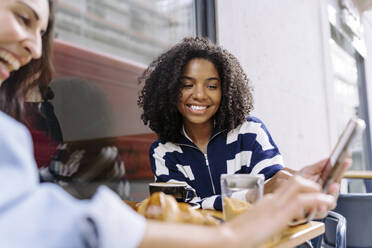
[204,153,216,194]
[177,130,225,195]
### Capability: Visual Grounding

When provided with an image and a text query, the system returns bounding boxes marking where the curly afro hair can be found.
[138,37,254,143]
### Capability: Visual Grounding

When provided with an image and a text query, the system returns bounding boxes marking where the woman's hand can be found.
[225,176,335,248]
[297,159,328,181]
[297,157,352,213]
[264,156,351,217]
[264,169,293,194]
[263,159,337,194]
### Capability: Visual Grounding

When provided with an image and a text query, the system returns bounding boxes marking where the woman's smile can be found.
[0,48,22,79]
[186,104,209,114]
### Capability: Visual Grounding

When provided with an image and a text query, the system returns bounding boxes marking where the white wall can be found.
[216,0,341,170]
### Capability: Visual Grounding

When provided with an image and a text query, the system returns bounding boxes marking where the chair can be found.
[333,193,372,248]
[311,211,347,248]
[323,211,347,248]
[363,179,372,193]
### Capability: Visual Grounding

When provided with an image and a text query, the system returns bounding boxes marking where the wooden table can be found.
[264,221,324,248]
[126,201,324,248]
[343,170,372,179]
[202,209,324,248]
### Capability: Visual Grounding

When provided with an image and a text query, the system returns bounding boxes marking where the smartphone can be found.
[320,118,366,193]
[289,118,365,226]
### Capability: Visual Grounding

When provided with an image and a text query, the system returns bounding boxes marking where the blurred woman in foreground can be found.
[0,0,62,169]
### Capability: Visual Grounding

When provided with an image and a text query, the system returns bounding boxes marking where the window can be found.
[55,0,197,65]
[329,25,372,192]
[50,0,216,185]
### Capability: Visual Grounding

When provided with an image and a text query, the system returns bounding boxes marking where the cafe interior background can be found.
[50,0,372,200]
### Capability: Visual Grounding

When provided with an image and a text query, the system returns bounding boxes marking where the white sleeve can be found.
[0,111,39,207]
[0,111,146,248]
[88,187,146,248]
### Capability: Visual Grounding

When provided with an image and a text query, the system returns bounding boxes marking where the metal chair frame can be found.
[311,211,347,248]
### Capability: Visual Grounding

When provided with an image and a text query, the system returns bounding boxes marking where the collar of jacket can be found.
[175,126,226,148]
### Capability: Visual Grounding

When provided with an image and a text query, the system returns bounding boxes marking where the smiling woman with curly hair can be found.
[139,37,253,143]
[138,37,285,210]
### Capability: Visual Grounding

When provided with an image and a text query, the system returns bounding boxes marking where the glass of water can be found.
[221,174,264,221]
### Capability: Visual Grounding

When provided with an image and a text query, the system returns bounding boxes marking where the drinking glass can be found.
[221,174,264,221]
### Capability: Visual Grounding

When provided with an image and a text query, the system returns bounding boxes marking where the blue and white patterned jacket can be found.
[149,116,284,210]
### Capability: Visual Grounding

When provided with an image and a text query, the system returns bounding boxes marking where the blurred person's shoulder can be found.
[0,111,30,141]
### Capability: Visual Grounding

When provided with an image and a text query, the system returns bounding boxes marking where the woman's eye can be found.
[16,13,31,26]
[182,84,193,88]
[207,85,218,89]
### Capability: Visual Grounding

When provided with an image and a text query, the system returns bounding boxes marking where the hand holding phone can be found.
[289,118,365,226]
[319,118,365,193]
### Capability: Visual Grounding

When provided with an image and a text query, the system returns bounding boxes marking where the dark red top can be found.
[24,102,63,168]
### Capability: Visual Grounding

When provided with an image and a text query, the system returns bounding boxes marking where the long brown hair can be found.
[0,0,55,121]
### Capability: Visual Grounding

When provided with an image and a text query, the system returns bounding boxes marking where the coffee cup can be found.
[149,182,196,202]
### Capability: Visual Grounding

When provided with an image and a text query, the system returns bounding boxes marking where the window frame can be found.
[195,0,216,43]
[330,24,372,170]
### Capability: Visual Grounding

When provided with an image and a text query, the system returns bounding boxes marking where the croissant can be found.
[137,192,218,225]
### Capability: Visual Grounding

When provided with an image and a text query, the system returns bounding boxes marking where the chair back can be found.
[363,179,372,193]
[322,211,347,248]
[311,211,347,248]
[334,193,372,248]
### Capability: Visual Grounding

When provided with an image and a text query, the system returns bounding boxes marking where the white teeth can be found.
[0,50,21,72]
[190,105,207,110]
[0,60,9,74]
